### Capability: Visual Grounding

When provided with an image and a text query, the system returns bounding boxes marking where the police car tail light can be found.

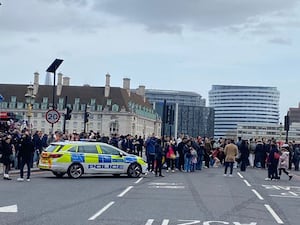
[49,153,63,158]
[41,152,50,158]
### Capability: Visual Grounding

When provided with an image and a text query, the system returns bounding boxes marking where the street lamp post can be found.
[46,59,63,134]
[25,85,35,134]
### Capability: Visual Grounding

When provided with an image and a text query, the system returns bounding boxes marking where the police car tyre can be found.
[52,171,65,178]
[67,163,84,179]
[127,163,142,178]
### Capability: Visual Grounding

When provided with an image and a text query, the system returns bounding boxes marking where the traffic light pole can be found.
[84,104,89,134]
[284,113,290,143]
[63,96,67,134]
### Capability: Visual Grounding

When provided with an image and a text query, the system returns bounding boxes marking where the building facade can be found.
[286,104,300,142]
[209,85,280,139]
[0,73,161,137]
[143,89,214,138]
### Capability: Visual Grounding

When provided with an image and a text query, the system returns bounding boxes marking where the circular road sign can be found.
[46,109,61,124]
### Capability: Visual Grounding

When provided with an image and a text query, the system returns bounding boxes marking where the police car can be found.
[38,141,148,178]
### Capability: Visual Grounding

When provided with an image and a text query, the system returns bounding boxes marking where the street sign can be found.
[46,109,60,124]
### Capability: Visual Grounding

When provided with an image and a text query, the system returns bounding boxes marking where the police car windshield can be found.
[45,144,62,152]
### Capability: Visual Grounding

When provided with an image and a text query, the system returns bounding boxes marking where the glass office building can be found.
[145,89,214,138]
[209,85,280,139]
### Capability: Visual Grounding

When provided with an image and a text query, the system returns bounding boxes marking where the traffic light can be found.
[65,106,72,120]
[84,111,89,123]
[284,115,290,131]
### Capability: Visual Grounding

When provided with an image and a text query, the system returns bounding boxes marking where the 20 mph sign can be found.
[46,109,60,124]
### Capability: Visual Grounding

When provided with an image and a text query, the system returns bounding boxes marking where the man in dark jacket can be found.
[155,138,164,177]
[18,131,34,181]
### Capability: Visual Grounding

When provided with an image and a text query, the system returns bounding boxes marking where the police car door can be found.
[99,144,124,174]
[77,144,99,174]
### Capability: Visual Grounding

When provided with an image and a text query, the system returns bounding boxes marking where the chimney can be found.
[123,78,130,96]
[63,76,70,86]
[105,73,110,97]
[33,72,39,95]
[137,85,146,102]
[56,72,63,96]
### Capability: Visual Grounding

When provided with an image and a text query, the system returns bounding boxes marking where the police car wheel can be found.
[127,163,142,178]
[52,171,65,178]
[67,163,84,179]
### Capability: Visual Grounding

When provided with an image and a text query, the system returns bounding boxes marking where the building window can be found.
[1,102,8,109]
[41,103,48,110]
[11,96,16,102]
[107,99,112,106]
[75,98,80,104]
[73,104,79,111]
[17,102,24,109]
[97,105,103,111]
[9,102,16,109]
[58,98,64,104]
[91,98,96,105]
[42,97,48,103]
[112,104,119,112]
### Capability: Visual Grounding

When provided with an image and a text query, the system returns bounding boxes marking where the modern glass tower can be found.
[145,89,214,138]
[209,85,280,139]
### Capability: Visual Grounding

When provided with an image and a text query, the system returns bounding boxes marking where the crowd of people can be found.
[1,127,300,181]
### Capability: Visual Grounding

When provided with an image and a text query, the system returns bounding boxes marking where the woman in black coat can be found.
[1,135,14,180]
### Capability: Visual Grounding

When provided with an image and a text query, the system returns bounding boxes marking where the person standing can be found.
[292,144,300,171]
[224,139,238,176]
[278,144,293,180]
[1,135,14,180]
[183,139,193,172]
[155,138,164,177]
[267,141,280,181]
[145,134,156,173]
[248,138,256,168]
[239,140,250,172]
[177,137,187,171]
[136,136,144,157]
[18,131,35,181]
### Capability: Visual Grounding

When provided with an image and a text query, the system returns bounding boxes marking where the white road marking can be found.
[162,219,169,225]
[135,177,143,184]
[243,179,251,187]
[270,195,300,199]
[252,189,264,200]
[118,186,133,197]
[237,172,244,179]
[149,185,185,189]
[264,204,284,224]
[145,219,154,225]
[289,191,298,196]
[149,182,184,186]
[0,204,18,213]
[88,201,115,221]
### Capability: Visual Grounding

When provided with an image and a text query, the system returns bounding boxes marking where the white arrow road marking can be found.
[0,204,18,213]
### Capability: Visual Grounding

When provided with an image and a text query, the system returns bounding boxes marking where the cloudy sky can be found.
[1,0,300,121]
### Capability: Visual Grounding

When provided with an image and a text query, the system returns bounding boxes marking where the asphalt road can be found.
[0,167,299,225]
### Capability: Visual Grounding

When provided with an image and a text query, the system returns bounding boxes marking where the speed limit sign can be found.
[46,109,61,124]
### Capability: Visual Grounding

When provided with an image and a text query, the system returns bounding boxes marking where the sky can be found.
[1,0,300,122]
